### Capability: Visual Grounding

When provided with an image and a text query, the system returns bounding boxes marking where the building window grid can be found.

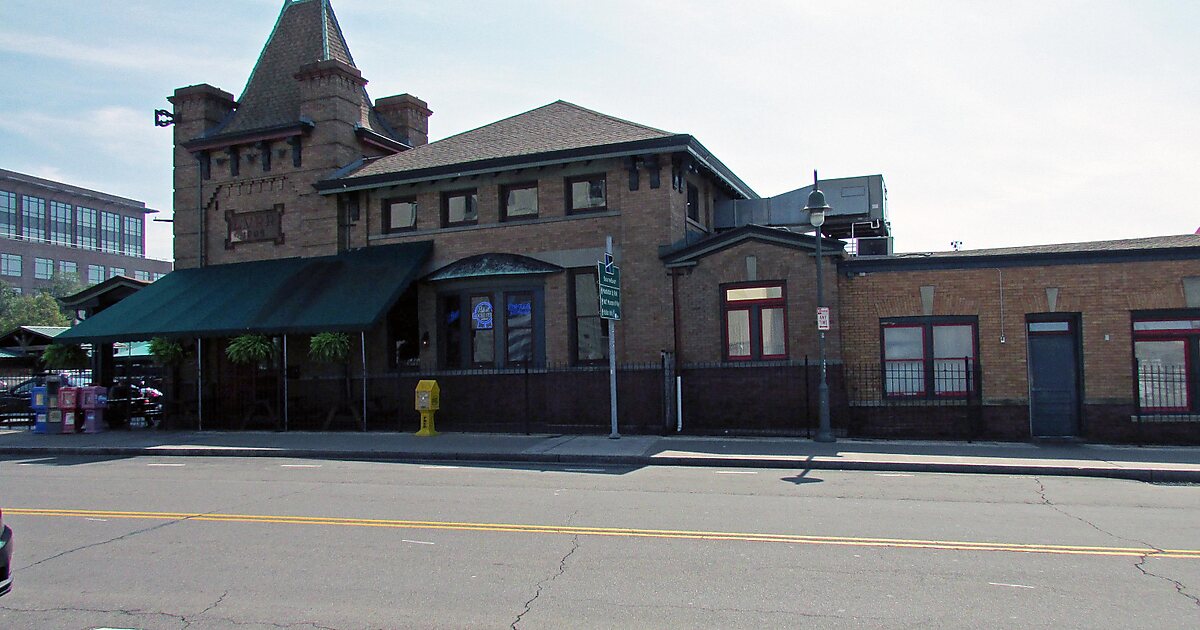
[77,207,98,250]
[0,191,16,237]
[59,260,78,278]
[34,257,53,280]
[1,253,22,277]
[21,196,46,242]
[123,216,143,256]
[100,211,121,253]
[50,201,72,245]
[87,264,104,285]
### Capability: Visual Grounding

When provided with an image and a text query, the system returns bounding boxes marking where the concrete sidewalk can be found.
[2,427,1199,482]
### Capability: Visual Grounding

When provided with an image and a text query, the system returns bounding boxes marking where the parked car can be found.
[0,375,70,421]
[0,506,12,596]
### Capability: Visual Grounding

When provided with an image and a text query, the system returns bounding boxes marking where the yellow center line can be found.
[8,508,1200,559]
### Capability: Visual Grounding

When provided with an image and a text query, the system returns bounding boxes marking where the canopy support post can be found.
[361,331,368,432]
[196,337,203,432]
[283,335,289,432]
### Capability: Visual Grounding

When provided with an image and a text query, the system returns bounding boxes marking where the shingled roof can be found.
[206,0,391,139]
[346,100,676,179]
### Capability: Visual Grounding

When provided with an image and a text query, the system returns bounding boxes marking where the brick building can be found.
[0,168,172,293]
[59,0,1200,443]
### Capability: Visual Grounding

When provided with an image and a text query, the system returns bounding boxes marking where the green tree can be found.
[0,287,70,332]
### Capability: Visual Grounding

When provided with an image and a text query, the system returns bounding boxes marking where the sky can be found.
[1,0,1198,262]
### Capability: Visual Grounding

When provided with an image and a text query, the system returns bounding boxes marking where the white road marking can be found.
[563,468,605,472]
[420,465,459,469]
[147,463,185,467]
[281,464,321,468]
[989,582,1035,589]
[402,539,436,545]
[85,518,108,522]
[716,470,759,475]
[876,473,914,477]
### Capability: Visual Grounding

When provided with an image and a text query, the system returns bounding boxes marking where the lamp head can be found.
[805,189,830,228]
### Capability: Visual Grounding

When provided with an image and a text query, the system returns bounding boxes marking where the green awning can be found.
[57,241,432,343]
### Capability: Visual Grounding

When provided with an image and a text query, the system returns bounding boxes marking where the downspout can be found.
[196,154,205,268]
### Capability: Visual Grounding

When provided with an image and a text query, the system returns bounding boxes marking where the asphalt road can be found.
[0,454,1197,629]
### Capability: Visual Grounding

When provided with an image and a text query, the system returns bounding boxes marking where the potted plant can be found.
[308,332,360,430]
[225,334,278,429]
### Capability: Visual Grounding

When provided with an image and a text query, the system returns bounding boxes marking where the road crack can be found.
[1035,477,1199,609]
[512,510,581,629]
[182,589,229,628]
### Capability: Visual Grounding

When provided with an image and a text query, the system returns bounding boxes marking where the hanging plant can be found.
[149,337,187,366]
[42,343,88,370]
[309,332,350,363]
[225,334,275,366]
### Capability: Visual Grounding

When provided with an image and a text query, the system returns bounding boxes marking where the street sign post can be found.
[602,237,619,439]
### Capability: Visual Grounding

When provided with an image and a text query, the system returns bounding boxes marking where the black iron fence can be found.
[842,359,984,440]
[1131,364,1199,444]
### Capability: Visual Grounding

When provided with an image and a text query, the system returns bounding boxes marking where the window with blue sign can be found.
[440,288,542,369]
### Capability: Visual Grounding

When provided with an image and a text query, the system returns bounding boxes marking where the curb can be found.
[3,446,1198,483]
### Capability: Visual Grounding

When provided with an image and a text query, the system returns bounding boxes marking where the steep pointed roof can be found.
[211,0,390,138]
[348,101,676,178]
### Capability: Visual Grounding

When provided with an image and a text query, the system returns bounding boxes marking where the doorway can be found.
[1026,315,1081,438]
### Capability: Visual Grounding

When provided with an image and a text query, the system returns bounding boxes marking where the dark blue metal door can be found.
[1028,321,1079,437]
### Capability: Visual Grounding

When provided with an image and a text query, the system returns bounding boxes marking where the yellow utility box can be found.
[414,380,440,436]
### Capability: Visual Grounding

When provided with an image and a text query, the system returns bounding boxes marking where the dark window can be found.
[50,201,72,245]
[687,183,700,223]
[722,283,787,361]
[572,269,608,364]
[100,211,121,253]
[469,294,495,366]
[442,190,478,227]
[506,292,534,364]
[229,147,240,177]
[881,318,978,398]
[123,216,143,256]
[21,196,45,241]
[566,175,606,213]
[382,197,417,233]
[1132,314,1200,412]
[441,295,462,368]
[0,191,16,237]
[76,207,97,250]
[501,183,538,221]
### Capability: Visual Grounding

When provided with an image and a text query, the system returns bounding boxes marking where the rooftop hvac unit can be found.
[855,236,893,256]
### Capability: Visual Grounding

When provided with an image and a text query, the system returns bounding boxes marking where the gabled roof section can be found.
[348,101,674,179]
[209,0,390,139]
[661,224,844,268]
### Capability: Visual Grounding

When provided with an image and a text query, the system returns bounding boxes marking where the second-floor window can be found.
[0,191,15,237]
[382,197,417,233]
[50,201,72,245]
[567,175,606,213]
[442,190,478,227]
[100,211,120,252]
[123,216,143,256]
[110,267,125,278]
[687,183,701,223]
[21,196,45,241]
[501,183,538,221]
[87,264,104,284]
[77,207,97,250]
[60,260,77,278]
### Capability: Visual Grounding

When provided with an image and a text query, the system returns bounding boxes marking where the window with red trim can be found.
[1133,314,1200,412]
[882,318,977,398]
[722,282,787,361]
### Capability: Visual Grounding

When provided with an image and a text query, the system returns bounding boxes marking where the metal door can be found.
[1027,319,1080,437]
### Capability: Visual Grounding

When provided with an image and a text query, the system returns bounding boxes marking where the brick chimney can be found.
[375,94,433,147]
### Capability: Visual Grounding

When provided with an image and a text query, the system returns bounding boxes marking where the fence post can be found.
[524,361,531,435]
[661,351,675,435]
[804,355,811,439]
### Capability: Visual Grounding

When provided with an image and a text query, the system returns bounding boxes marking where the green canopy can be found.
[57,241,432,343]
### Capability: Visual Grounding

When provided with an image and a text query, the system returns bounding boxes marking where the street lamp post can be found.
[805,170,836,443]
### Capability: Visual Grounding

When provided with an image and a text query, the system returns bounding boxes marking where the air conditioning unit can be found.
[856,236,893,256]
